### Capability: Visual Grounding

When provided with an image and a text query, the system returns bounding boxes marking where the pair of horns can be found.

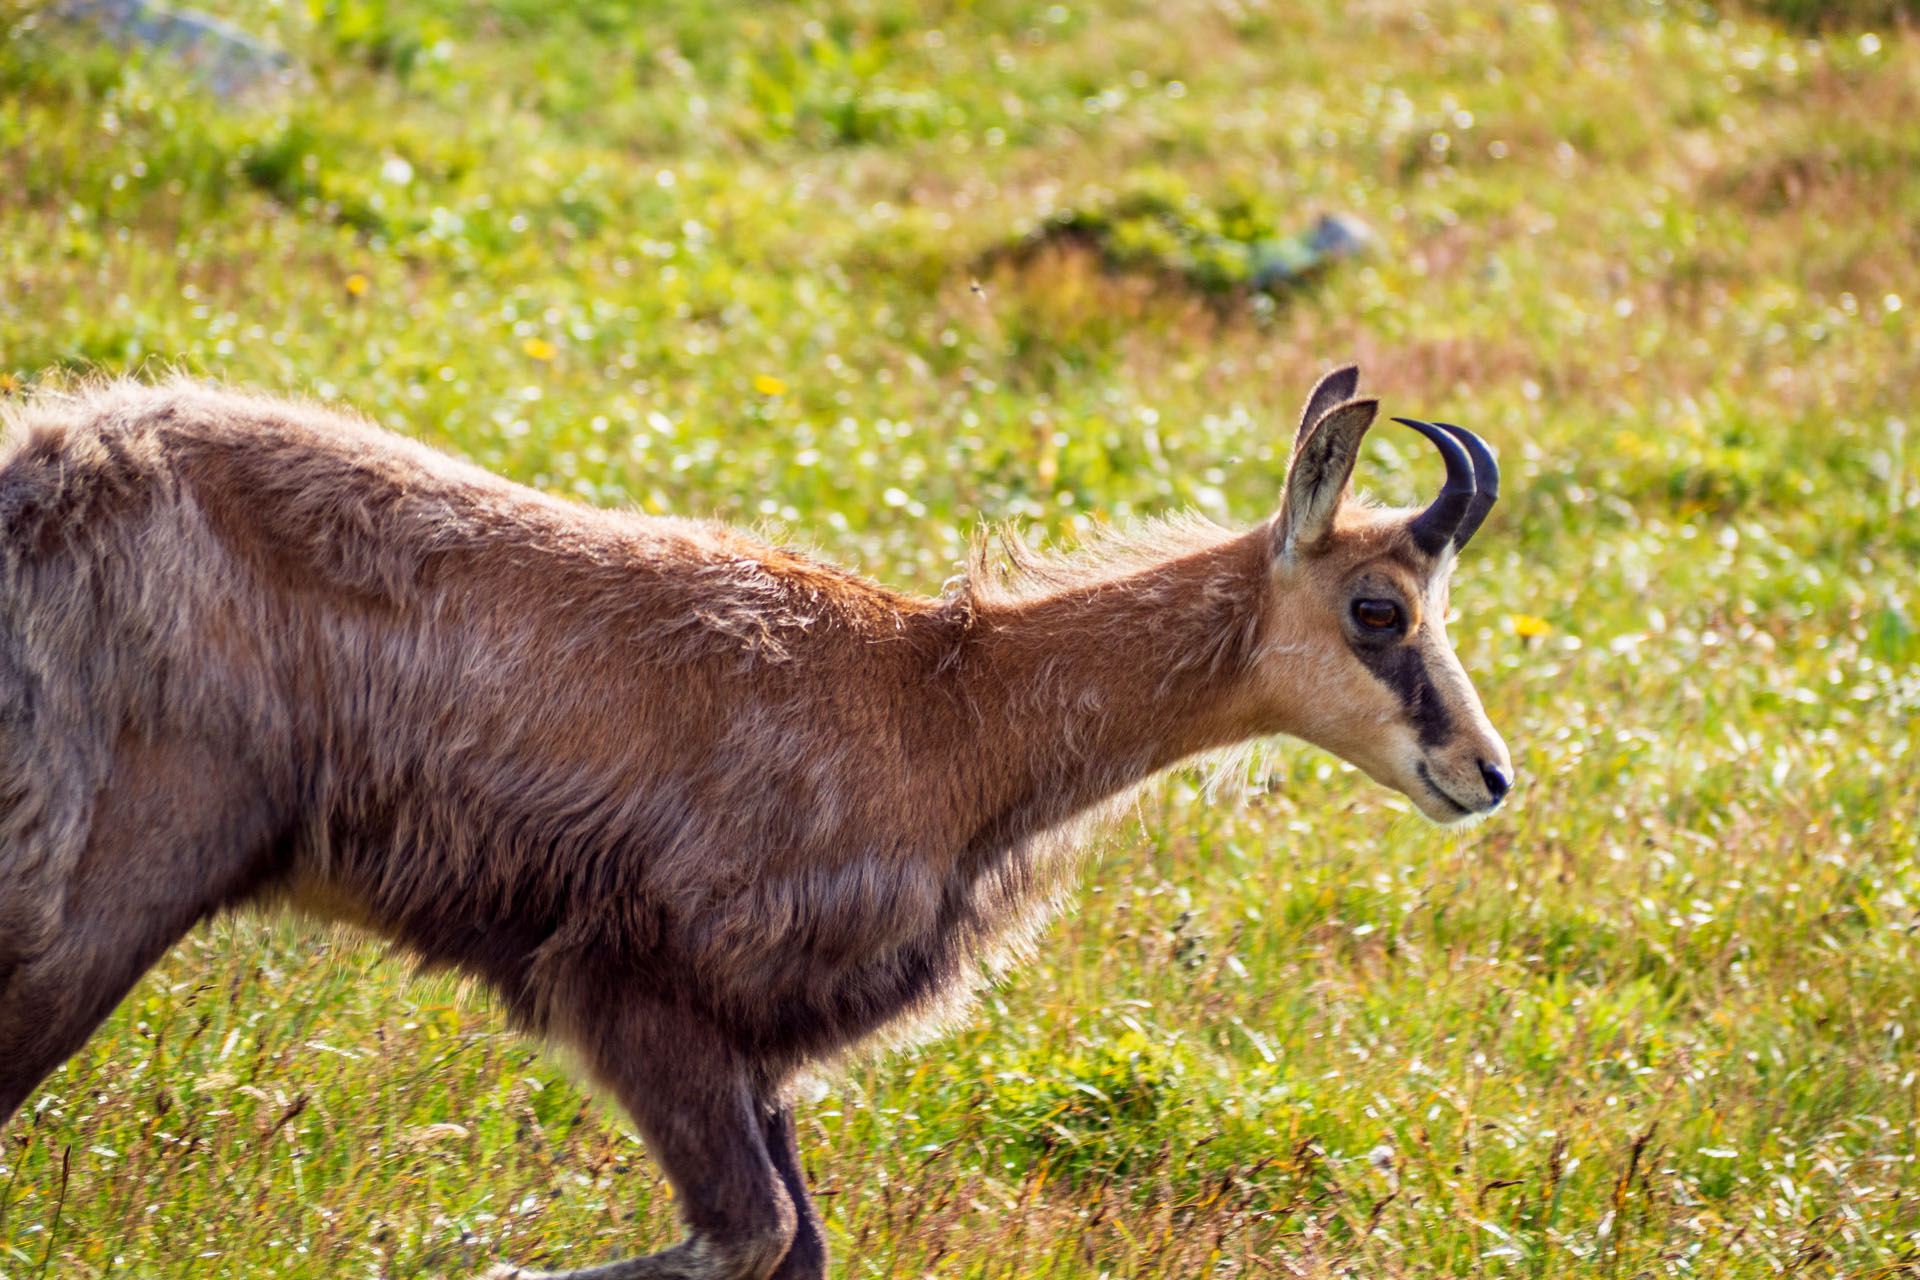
[1393,417,1499,555]
[1295,366,1500,556]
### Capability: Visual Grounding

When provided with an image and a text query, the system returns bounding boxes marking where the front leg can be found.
[762,1103,827,1280]
[484,1002,807,1280]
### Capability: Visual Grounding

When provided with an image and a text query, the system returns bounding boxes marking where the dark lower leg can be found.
[762,1105,827,1280]
[487,1002,797,1280]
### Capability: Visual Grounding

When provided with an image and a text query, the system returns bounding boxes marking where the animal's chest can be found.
[698,820,1086,1062]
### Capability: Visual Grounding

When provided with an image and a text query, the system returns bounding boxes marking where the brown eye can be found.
[1352,599,1402,630]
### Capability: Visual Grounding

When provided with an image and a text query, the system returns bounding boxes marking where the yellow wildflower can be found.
[1508,613,1552,639]
[345,272,370,298]
[0,372,20,395]
[522,337,557,361]
[753,374,788,396]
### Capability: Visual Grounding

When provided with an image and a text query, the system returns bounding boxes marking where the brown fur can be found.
[0,371,1508,1279]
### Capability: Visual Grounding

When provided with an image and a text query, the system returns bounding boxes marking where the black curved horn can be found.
[1434,422,1498,550]
[1393,417,1475,556]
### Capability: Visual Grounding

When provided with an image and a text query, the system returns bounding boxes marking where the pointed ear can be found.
[1298,365,1360,439]
[1274,398,1377,561]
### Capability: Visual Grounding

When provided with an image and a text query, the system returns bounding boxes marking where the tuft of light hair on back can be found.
[962,510,1241,608]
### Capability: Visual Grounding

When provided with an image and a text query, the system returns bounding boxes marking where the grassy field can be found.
[3,0,1919,1275]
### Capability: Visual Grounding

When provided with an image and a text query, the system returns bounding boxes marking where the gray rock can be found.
[55,0,294,99]
[1249,213,1380,290]
[1306,212,1380,261]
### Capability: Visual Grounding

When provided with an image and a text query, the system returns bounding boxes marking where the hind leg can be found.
[0,732,280,1128]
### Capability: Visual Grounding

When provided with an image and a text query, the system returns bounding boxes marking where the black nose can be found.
[1478,760,1512,804]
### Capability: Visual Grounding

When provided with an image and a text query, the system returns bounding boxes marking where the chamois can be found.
[0,367,1510,1279]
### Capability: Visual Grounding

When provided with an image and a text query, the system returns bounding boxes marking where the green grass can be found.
[3,0,1919,1275]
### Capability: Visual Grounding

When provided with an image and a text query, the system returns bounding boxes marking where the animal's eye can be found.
[1352,599,1402,631]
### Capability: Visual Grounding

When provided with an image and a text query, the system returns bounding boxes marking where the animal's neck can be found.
[955,529,1271,832]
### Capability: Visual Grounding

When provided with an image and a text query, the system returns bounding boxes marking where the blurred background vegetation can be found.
[1,0,1917,1275]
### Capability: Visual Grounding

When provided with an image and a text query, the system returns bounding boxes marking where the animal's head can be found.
[1254,365,1512,824]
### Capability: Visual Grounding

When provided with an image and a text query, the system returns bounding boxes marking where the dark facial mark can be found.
[1349,637,1455,747]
